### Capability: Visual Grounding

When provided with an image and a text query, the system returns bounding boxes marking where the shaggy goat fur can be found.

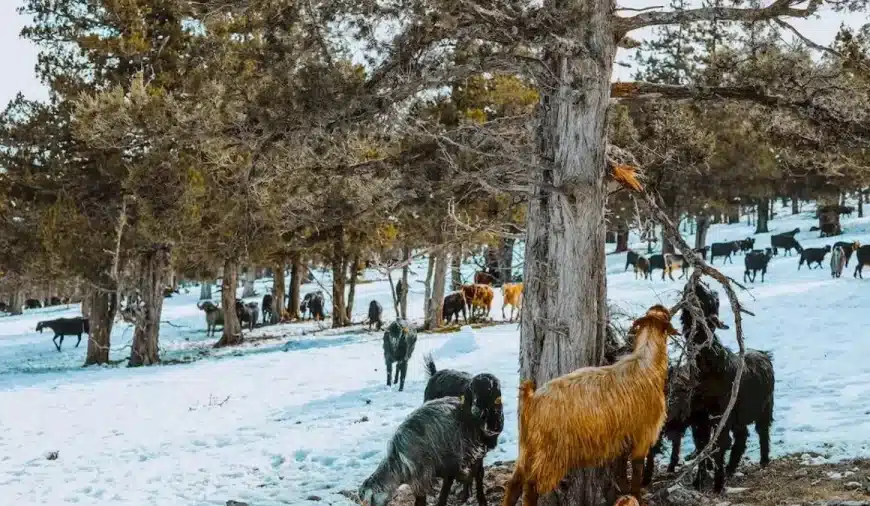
[798,245,831,270]
[501,283,523,322]
[831,246,847,278]
[625,250,640,271]
[853,245,870,278]
[833,240,861,267]
[358,397,488,506]
[197,301,224,337]
[383,320,418,391]
[423,355,504,506]
[634,256,651,280]
[502,305,677,506]
[368,300,383,331]
[682,281,775,493]
[461,284,494,319]
[442,292,467,325]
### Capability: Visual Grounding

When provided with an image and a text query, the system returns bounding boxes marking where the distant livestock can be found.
[743,248,773,283]
[235,301,259,331]
[501,283,523,322]
[0,302,6,312]
[501,305,676,505]
[442,292,467,325]
[473,271,496,286]
[852,245,870,278]
[625,250,640,271]
[197,300,224,336]
[833,240,861,267]
[634,256,651,280]
[262,294,274,324]
[368,300,383,331]
[394,280,406,304]
[737,238,755,254]
[798,245,831,270]
[25,299,42,309]
[770,231,803,256]
[300,291,325,321]
[37,317,90,352]
[648,254,680,281]
[460,284,494,319]
[382,320,417,391]
[423,355,504,506]
[830,246,847,278]
[710,241,739,264]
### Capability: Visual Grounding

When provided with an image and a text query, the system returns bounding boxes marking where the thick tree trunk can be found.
[755,199,770,234]
[388,270,401,319]
[425,250,449,330]
[423,254,435,319]
[9,287,23,315]
[199,281,212,300]
[273,262,285,323]
[400,246,410,320]
[694,214,711,249]
[241,265,256,298]
[289,253,302,320]
[498,238,515,284]
[215,258,243,347]
[331,236,350,328]
[84,288,117,366]
[129,246,170,367]
[727,203,740,224]
[865,191,869,204]
[451,245,462,290]
[859,191,864,218]
[519,8,617,503]
[605,230,616,243]
[346,256,359,321]
[615,221,629,253]
[792,195,800,214]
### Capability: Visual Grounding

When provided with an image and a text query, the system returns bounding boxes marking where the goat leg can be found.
[630,458,645,499]
[414,495,427,506]
[386,361,393,387]
[75,334,82,348]
[435,476,454,506]
[757,421,772,468]
[474,459,486,506]
[398,361,408,391]
[726,426,749,476]
[53,335,61,352]
[500,471,523,506]
[712,431,729,493]
[521,482,539,506]
[667,432,682,473]
[616,456,630,493]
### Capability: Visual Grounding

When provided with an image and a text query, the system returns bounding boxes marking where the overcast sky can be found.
[0,1,862,106]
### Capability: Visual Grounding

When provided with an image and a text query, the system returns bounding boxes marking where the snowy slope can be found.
[0,200,869,505]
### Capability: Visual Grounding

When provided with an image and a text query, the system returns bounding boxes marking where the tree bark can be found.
[425,250,449,330]
[289,254,302,320]
[199,281,212,300]
[615,221,629,253]
[859,191,864,218]
[241,265,256,298]
[792,194,800,214]
[498,238,515,284]
[451,245,462,290]
[423,254,435,319]
[331,235,350,328]
[661,194,678,255]
[84,288,117,366]
[694,214,711,249]
[519,6,617,503]
[272,262,285,323]
[129,245,170,367]
[400,246,410,319]
[346,255,359,321]
[727,203,740,224]
[755,199,770,234]
[215,258,243,347]
[8,287,23,316]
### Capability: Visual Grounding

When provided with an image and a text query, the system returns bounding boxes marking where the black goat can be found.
[423,355,504,506]
[798,245,831,270]
[710,241,739,265]
[443,292,467,324]
[235,300,259,331]
[300,291,326,321]
[262,294,274,324]
[682,281,774,493]
[625,250,640,271]
[368,300,383,331]
[649,254,680,281]
[25,299,42,309]
[833,240,861,267]
[197,301,224,336]
[0,302,7,312]
[694,246,711,260]
[853,245,870,278]
[770,233,803,256]
[358,397,490,506]
[383,320,417,391]
[743,248,773,283]
[37,317,90,352]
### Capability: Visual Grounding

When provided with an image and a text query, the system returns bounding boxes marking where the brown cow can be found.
[460,284,494,320]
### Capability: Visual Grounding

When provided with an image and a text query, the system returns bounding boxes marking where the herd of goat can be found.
[627,228,870,283]
[359,281,774,506]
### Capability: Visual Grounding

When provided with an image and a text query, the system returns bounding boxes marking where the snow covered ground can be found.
[1,200,869,505]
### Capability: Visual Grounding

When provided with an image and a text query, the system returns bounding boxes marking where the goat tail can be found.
[423,353,436,378]
[609,164,643,192]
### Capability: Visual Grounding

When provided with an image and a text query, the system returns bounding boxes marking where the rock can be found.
[665,486,705,506]
[845,481,862,490]
[45,451,59,461]
[306,495,322,501]
[794,468,810,477]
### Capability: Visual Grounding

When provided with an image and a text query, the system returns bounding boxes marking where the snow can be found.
[1,199,870,505]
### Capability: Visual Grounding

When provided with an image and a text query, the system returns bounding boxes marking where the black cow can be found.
[37,317,90,351]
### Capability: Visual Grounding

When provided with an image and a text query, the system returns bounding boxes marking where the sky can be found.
[0,1,862,107]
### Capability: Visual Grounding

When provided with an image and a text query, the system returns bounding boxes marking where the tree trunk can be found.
[694,214,711,249]
[519,10,617,503]
[80,286,91,317]
[200,281,212,300]
[425,250,449,330]
[273,262,285,323]
[241,265,256,298]
[605,230,616,243]
[859,191,864,218]
[129,246,170,367]
[498,238,515,284]
[84,288,117,366]
[818,197,842,237]
[215,258,243,347]
[331,236,350,328]
[865,190,869,204]
[615,221,629,253]
[346,256,359,321]
[289,253,302,320]
[451,245,463,290]
[8,287,23,316]
[400,246,410,319]
[755,199,770,234]
[423,254,435,319]
[388,270,401,319]
[727,203,740,224]
[661,195,678,255]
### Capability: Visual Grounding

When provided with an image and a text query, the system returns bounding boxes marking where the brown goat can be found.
[502,283,523,322]
[634,256,651,280]
[461,284,494,319]
[502,305,676,506]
